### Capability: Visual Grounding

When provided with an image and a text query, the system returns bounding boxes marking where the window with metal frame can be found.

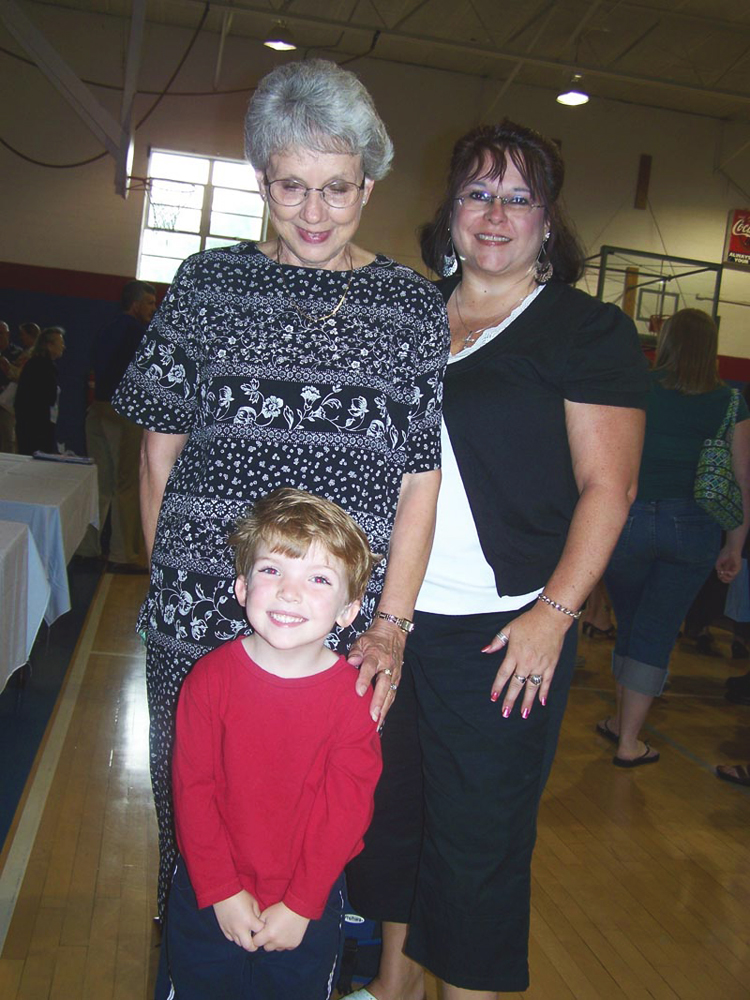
[137,149,267,283]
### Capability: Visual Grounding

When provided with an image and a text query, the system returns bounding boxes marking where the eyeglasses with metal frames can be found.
[455,191,544,214]
[265,176,366,208]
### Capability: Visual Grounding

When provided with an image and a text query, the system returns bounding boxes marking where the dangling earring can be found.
[442,232,459,277]
[534,231,553,284]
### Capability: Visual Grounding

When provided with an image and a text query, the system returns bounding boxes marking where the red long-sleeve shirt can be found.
[172,638,382,919]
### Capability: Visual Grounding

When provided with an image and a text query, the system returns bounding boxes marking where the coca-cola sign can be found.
[724,209,750,267]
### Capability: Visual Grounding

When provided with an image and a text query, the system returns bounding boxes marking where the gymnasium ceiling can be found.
[18,0,750,124]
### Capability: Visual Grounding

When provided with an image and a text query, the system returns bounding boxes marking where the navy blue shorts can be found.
[157,858,344,999]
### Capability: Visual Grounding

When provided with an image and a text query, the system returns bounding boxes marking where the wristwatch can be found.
[374,611,415,634]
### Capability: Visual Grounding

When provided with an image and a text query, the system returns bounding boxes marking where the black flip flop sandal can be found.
[595,717,619,744]
[716,764,750,787]
[613,743,660,768]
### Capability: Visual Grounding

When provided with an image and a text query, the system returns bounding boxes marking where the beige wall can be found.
[1,3,749,354]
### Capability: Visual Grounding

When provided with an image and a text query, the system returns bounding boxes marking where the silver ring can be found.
[389,683,398,692]
[496,631,510,647]
[529,674,543,686]
[381,668,393,677]
[514,674,527,684]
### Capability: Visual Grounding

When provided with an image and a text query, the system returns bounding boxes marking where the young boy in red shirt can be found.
[160,488,382,999]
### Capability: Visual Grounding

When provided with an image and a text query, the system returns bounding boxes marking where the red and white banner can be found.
[724,209,750,267]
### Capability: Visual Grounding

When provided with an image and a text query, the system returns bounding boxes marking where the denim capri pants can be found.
[605,498,722,697]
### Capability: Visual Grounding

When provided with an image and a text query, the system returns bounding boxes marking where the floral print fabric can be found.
[112,241,448,912]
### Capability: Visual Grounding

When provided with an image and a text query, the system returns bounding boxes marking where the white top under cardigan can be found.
[417,284,545,616]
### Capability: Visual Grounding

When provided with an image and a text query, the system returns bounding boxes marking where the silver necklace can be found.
[453,286,531,349]
[275,242,355,323]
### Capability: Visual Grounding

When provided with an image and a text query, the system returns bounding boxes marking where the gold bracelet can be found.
[374,611,415,634]
[537,593,582,620]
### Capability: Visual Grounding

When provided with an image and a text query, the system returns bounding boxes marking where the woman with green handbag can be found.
[598,309,750,766]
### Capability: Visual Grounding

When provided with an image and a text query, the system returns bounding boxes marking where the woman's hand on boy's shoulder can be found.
[348,618,407,724]
[213,889,265,951]
[253,901,310,951]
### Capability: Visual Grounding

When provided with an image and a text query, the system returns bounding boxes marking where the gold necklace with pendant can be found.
[275,242,355,323]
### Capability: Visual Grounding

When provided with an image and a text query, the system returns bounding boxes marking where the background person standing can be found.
[80,280,156,572]
[14,327,66,455]
[600,309,750,766]
[0,320,21,451]
[15,322,41,370]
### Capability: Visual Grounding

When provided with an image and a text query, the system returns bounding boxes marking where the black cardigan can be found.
[439,279,648,595]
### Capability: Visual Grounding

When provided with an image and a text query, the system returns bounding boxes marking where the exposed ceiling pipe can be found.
[170,0,750,108]
[214,9,233,90]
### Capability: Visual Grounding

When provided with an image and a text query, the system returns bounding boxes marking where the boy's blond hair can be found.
[229,488,380,602]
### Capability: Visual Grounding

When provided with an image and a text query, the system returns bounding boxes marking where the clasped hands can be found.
[213,890,309,952]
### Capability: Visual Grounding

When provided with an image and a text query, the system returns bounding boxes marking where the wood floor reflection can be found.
[1,582,748,999]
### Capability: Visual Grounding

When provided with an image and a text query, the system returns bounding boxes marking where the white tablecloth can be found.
[0,454,98,623]
[0,519,49,692]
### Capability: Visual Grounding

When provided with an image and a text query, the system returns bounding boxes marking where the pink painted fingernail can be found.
[502,706,510,718]
[490,691,499,702]
[540,696,547,707]
[522,707,530,719]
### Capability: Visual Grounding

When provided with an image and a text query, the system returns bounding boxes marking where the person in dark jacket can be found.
[14,326,65,455]
[0,320,21,451]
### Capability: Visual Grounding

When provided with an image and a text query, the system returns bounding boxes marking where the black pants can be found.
[347,608,578,992]
[157,859,344,999]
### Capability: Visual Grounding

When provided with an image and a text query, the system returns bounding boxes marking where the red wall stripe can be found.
[0,261,169,302]
[2,260,748,381]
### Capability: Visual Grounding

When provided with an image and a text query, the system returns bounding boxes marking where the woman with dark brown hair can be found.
[344,120,648,1000]
[598,308,750,767]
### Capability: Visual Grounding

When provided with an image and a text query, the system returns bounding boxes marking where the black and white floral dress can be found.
[113,242,448,912]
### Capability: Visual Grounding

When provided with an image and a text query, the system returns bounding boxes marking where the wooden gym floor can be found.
[0,574,748,999]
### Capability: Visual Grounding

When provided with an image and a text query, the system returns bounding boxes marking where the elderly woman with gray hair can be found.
[113,58,448,930]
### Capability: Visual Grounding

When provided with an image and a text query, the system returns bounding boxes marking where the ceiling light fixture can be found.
[556,74,590,106]
[264,21,296,51]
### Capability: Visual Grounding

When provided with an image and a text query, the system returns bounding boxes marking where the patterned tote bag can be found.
[694,389,743,530]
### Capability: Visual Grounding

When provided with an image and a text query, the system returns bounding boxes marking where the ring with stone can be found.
[381,668,394,677]
[514,674,527,684]
[389,683,398,692]
[529,674,543,686]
